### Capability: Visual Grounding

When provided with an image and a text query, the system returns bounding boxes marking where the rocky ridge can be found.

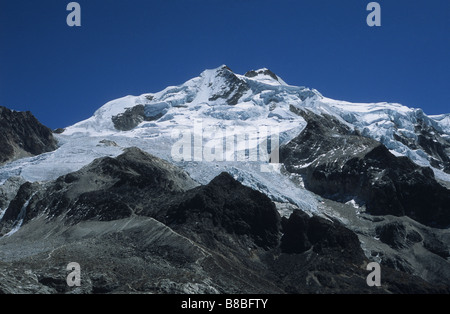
[1,148,448,294]
[0,106,57,165]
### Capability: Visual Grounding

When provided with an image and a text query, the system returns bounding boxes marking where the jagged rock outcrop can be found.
[281,109,450,228]
[112,105,148,131]
[112,103,170,131]
[1,182,37,224]
[280,210,365,263]
[0,177,26,211]
[0,147,448,294]
[0,106,58,165]
[0,147,198,231]
[161,172,281,249]
[208,66,250,106]
[393,112,450,173]
[245,68,280,81]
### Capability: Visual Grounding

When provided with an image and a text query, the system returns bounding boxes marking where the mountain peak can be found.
[198,65,250,106]
[201,65,235,77]
[245,68,276,79]
[244,68,287,85]
[0,106,58,165]
[219,64,234,72]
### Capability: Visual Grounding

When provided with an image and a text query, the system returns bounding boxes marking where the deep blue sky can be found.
[1,0,449,129]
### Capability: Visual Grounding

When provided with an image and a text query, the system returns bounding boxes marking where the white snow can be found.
[0,208,5,221]
[299,97,450,171]
[430,113,450,134]
[239,68,289,86]
[345,199,360,209]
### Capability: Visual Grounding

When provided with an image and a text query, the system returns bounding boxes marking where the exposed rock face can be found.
[112,102,171,131]
[245,68,280,81]
[0,177,26,212]
[208,66,250,106]
[112,105,147,131]
[0,147,448,294]
[0,182,37,224]
[0,106,58,165]
[393,112,450,173]
[162,172,281,249]
[97,139,118,147]
[0,147,198,231]
[53,128,65,134]
[376,222,418,250]
[281,210,365,263]
[423,234,450,259]
[281,109,450,228]
[273,212,448,294]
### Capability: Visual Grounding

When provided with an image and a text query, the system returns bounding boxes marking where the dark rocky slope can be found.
[159,172,281,250]
[0,106,58,165]
[393,112,450,173]
[0,147,198,233]
[112,104,170,131]
[0,148,447,294]
[208,66,250,106]
[281,109,450,228]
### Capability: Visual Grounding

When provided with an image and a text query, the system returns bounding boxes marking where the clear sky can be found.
[1,0,449,129]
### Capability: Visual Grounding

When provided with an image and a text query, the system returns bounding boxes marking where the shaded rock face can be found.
[376,222,420,250]
[0,147,198,234]
[373,220,449,260]
[0,177,26,212]
[112,105,147,131]
[208,66,250,106]
[0,147,448,294]
[245,68,279,81]
[0,182,36,224]
[281,109,450,228]
[162,172,281,249]
[280,210,311,254]
[423,235,450,259]
[393,115,450,173]
[281,210,365,264]
[0,106,58,164]
[111,103,170,131]
[34,148,197,225]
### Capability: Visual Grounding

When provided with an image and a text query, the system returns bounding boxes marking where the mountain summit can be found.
[56,66,449,177]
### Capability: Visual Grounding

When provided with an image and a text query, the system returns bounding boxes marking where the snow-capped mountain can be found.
[5,65,450,173]
[66,65,450,174]
[0,65,449,294]
[1,65,449,212]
